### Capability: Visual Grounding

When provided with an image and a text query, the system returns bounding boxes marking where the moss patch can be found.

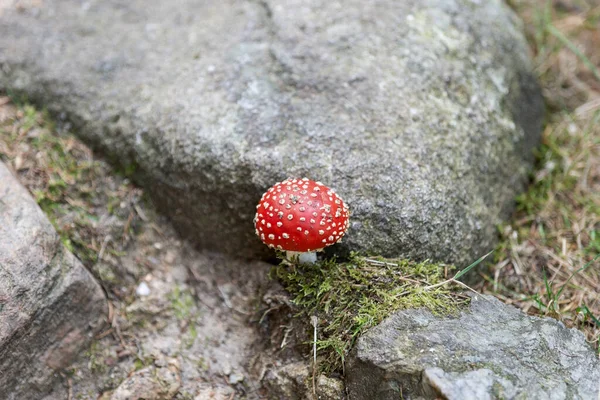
[273,254,470,373]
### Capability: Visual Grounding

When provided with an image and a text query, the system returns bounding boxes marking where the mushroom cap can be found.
[254,178,350,252]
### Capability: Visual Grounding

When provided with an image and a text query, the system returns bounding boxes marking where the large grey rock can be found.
[347,295,600,400]
[0,163,107,399]
[0,0,543,264]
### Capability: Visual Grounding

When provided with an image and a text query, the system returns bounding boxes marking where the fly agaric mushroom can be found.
[254,178,350,263]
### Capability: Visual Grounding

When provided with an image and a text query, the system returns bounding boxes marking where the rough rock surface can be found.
[0,0,542,264]
[347,294,600,400]
[0,162,107,399]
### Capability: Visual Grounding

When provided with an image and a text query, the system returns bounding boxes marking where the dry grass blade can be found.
[486,0,600,352]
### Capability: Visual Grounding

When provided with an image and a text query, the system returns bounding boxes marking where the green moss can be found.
[169,286,195,320]
[273,253,469,373]
[86,341,107,374]
[168,286,199,348]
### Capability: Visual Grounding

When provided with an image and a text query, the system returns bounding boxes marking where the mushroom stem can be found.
[286,251,317,264]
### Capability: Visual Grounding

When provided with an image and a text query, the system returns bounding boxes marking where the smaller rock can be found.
[110,363,180,400]
[136,281,151,296]
[194,386,235,400]
[262,361,345,400]
[263,362,309,400]
[317,375,345,400]
[228,372,244,385]
[164,250,177,265]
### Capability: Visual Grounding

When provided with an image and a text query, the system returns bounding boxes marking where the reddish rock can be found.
[0,162,107,399]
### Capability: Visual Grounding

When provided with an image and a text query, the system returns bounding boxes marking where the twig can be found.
[311,315,318,397]
[67,376,73,400]
[97,235,111,262]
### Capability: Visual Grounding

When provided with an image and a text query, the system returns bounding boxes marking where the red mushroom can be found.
[254,178,350,263]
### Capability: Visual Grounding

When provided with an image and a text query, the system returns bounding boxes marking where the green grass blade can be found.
[581,304,600,328]
[454,250,494,281]
[542,269,555,307]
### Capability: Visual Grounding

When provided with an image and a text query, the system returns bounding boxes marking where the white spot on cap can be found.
[319,230,324,235]
[328,236,334,241]
[277,221,283,227]
[282,233,289,239]
[299,217,306,222]
[310,219,316,224]
[297,227,302,231]
[267,223,272,228]
[304,230,309,235]
[279,199,285,205]
[287,214,294,220]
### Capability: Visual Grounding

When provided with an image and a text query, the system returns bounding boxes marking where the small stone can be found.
[110,365,180,400]
[164,250,176,264]
[228,372,244,385]
[136,281,150,296]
